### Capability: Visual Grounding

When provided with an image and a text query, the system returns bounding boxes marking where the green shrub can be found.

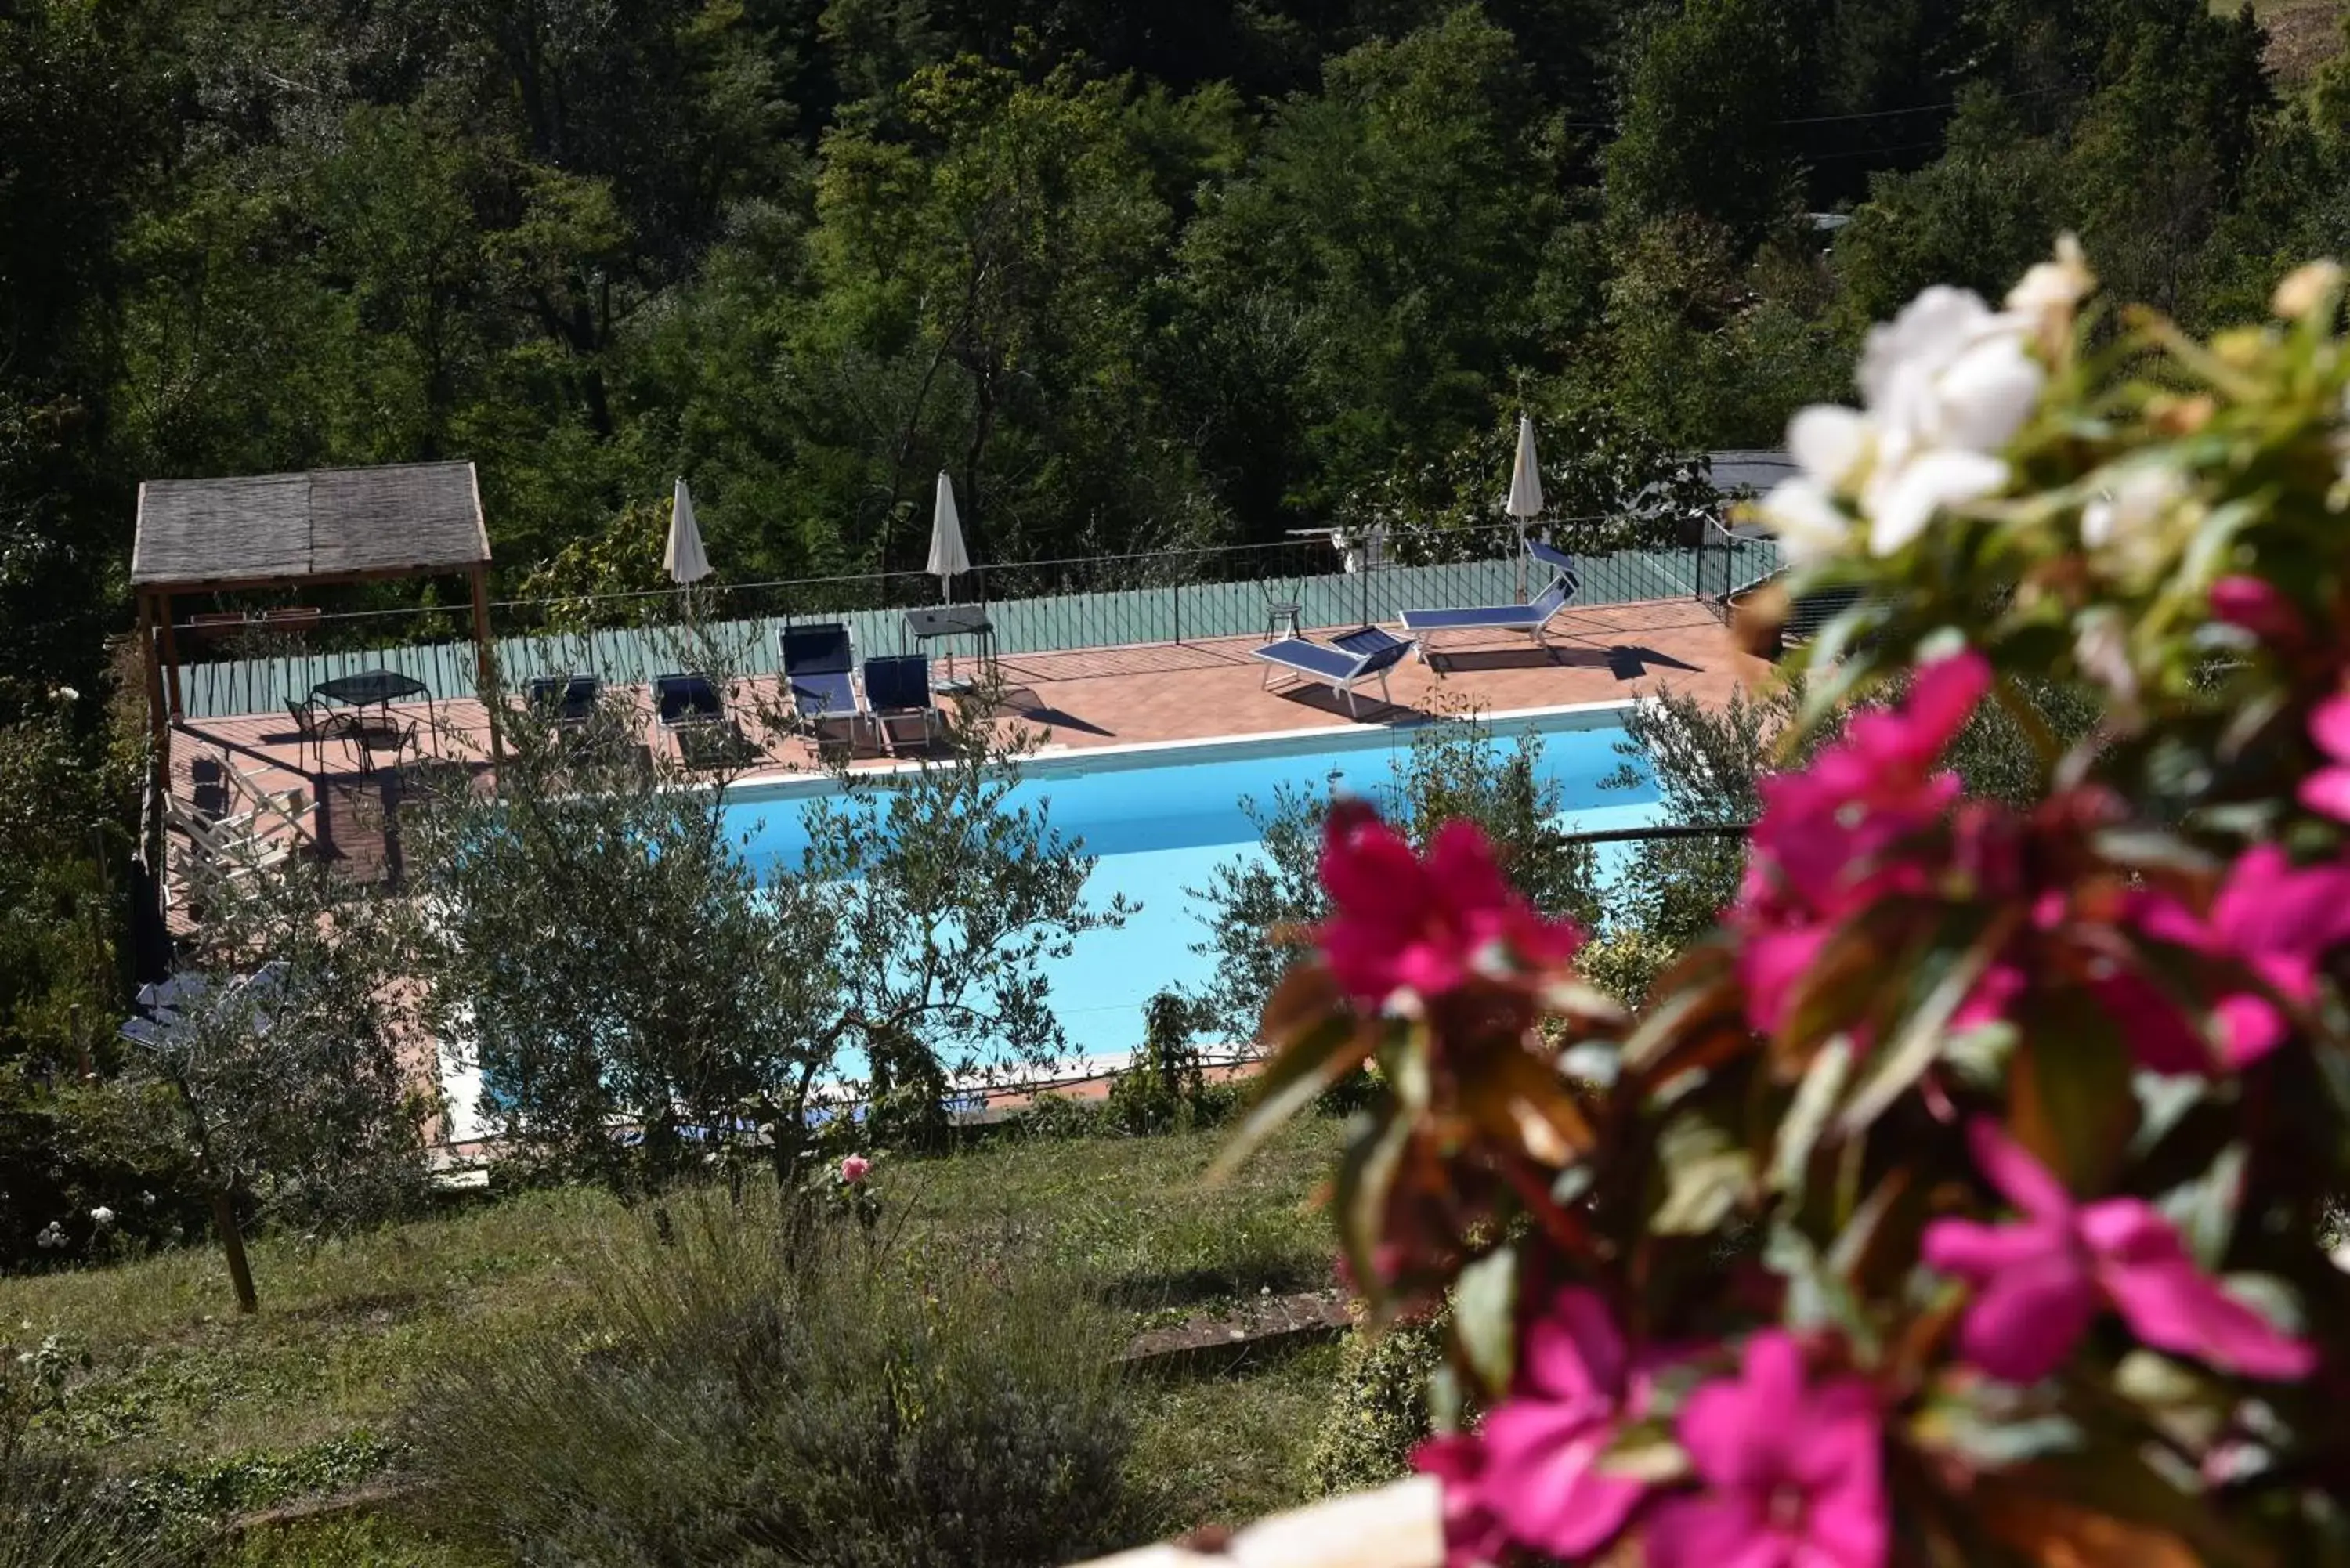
[2,1346,177,1568]
[1009,1091,1107,1140]
[1306,1310,1448,1498]
[0,1453,175,1568]
[408,1186,1145,1566]
[1574,927,1682,1010]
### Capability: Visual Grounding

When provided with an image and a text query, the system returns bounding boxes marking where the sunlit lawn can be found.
[2,1118,1352,1558]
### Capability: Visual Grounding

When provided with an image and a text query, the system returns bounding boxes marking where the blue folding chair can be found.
[779,623,874,746]
[1400,539,1582,661]
[1250,627,1416,718]
[863,654,942,754]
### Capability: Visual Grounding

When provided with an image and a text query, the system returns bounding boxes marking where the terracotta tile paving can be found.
[161,598,1771,904]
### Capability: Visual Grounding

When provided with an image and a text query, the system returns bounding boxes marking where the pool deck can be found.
[161,597,1770,1151]
[162,598,1770,901]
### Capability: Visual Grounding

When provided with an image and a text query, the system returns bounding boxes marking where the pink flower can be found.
[2210,576,2301,643]
[2301,695,2350,823]
[839,1154,871,1184]
[1449,1288,1649,1559]
[1316,806,1584,1010]
[1922,1119,2313,1384]
[1734,652,1991,1033]
[1412,1433,1512,1568]
[2133,843,2350,1068]
[1645,1331,1886,1568]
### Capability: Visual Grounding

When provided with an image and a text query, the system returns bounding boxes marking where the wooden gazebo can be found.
[130,460,495,761]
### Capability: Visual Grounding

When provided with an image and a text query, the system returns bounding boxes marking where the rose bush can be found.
[1223,241,2350,1565]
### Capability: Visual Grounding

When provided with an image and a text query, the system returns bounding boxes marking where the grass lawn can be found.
[2,1118,1354,1562]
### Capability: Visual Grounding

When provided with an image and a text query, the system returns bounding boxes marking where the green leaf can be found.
[2154,1143,2243,1271]
[1334,1107,1414,1317]
[1770,1037,1851,1198]
[1836,919,2005,1136]
[1762,1223,1872,1353]
[1654,1114,1752,1235]
[1450,1247,1518,1395]
[1596,1420,1690,1484]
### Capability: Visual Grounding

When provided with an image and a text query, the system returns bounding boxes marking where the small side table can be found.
[903,605,997,683]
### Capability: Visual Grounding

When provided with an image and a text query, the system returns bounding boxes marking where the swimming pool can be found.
[727,702,1661,1064]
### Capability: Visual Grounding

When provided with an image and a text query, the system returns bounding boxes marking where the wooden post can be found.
[157,591,183,720]
[139,593,172,811]
[470,561,502,767]
[468,561,494,695]
[208,1185,260,1314]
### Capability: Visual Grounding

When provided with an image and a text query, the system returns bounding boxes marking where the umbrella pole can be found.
[1516,522,1528,604]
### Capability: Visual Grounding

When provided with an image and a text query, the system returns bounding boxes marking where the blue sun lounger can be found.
[779,622,873,745]
[1400,539,1583,658]
[1251,626,1417,718]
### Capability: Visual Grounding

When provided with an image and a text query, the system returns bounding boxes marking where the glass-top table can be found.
[902,606,996,681]
[313,669,432,709]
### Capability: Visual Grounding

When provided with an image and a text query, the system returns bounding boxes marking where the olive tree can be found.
[406,656,1127,1183]
[120,867,436,1313]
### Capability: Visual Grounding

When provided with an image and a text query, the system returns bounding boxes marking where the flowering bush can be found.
[1224,243,2350,1565]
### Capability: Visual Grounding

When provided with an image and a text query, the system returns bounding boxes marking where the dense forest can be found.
[2,0,2348,1088]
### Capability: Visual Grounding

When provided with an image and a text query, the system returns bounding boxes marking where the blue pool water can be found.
[726,703,1661,1064]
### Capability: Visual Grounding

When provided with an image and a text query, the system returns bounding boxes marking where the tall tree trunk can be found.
[208,1184,258,1314]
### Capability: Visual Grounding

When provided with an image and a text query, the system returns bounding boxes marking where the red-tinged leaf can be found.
[1209,967,1375,1185]
[1616,945,1738,1074]
[1466,1046,1595,1168]
[1981,1454,2273,1568]
[2008,1019,2138,1198]
[1259,960,1349,1052]
[1976,1486,2211,1568]
[1825,1165,1913,1296]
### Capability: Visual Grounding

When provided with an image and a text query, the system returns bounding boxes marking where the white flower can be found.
[2081,463,2186,559]
[2272,258,2344,321]
[1863,287,2044,455]
[2006,233,2095,320]
[34,1223,65,1250]
[1755,478,1853,566]
[1787,406,1871,490]
[1762,279,2046,562]
[1868,450,2012,557]
[89,1207,115,1227]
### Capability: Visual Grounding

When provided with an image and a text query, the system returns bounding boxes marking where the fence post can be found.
[1173,578,1182,645]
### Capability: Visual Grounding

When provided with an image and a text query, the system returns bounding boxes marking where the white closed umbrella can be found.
[1506,415,1544,602]
[927,470,971,602]
[665,477,711,585]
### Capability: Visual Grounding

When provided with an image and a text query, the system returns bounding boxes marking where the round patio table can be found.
[311,669,434,763]
[313,668,432,710]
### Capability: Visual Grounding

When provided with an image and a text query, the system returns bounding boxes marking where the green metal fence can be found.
[173,532,1783,721]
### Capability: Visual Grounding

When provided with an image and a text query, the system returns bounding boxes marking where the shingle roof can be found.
[132,461,489,589]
